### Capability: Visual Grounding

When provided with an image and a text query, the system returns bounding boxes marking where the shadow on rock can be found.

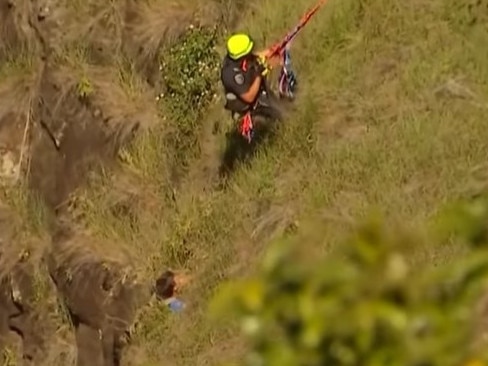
[0,264,49,365]
[48,224,190,366]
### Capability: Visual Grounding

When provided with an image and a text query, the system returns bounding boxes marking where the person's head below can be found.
[226,33,255,61]
[153,270,191,301]
[154,270,177,300]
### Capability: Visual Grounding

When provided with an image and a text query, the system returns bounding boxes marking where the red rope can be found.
[239,112,254,143]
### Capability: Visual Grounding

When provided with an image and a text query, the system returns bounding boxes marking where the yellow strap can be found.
[257,54,267,65]
[257,55,271,76]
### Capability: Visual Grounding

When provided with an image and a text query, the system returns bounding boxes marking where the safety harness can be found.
[237,51,296,143]
[236,0,327,143]
[278,47,297,100]
[232,57,255,143]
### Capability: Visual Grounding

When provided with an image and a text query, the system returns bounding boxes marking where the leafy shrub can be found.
[159,24,220,169]
[159,25,219,122]
[212,198,488,366]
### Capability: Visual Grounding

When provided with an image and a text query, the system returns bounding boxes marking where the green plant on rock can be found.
[159,24,220,169]
[212,198,488,366]
[76,75,93,99]
[160,24,220,122]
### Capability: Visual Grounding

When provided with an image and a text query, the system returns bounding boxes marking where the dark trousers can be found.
[253,89,284,122]
[231,89,284,124]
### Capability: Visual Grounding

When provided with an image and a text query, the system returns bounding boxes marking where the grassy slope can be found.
[61,0,488,364]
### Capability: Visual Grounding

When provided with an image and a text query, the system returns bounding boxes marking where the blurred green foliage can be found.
[212,197,488,366]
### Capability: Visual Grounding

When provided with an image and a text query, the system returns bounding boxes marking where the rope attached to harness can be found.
[235,0,327,142]
[239,112,254,143]
[278,47,298,99]
[238,49,296,144]
[238,51,296,143]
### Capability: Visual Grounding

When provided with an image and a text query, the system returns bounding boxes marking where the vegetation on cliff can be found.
[0,0,488,364]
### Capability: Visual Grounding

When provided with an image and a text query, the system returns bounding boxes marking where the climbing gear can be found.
[233,0,329,142]
[260,64,271,77]
[239,111,254,143]
[265,0,328,99]
[232,109,255,143]
[235,89,282,143]
[256,55,271,76]
[278,47,297,99]
[226,33,254,60]
[256,58,271,77]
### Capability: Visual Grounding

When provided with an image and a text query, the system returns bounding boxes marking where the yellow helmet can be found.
[226,33,254,60]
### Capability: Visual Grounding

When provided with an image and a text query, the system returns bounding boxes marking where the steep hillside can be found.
[1,0,488,364]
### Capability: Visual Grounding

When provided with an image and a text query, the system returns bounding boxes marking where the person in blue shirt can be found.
[154,270,190,312]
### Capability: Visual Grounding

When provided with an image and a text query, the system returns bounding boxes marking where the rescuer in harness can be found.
[220,33,284,142]
[220,1,327,143]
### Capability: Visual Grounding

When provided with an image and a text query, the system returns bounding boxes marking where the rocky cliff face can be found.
[0,0,195,364]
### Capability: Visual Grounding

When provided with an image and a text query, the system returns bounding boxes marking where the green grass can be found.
[79,0,485,363]
[4,0,487,363]
[72,0,488,363]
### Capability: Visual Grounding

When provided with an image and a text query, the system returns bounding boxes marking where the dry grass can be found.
[0,0,40,57]
[95,66,159,121]
[0,58,41,123]
[125,1,195,63]
[63,170,164,278]
[50,222,132,274]
[1,0,487,364]
[105,0,487,363]
[0,185,49,281]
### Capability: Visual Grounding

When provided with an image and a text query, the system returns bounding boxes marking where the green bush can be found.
[159,24,219,122]
[159,24,220,169]
[212,198,488,366]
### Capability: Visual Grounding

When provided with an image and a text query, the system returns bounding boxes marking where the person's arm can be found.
[225,65,263,104]
[239,74,262,104]
[239,52,280,103]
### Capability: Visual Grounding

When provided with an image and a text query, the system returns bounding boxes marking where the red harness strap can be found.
[239,112,253,143]
[237,58,254,142]
[241,59,248,72]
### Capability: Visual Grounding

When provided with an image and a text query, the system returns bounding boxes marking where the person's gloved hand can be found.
[256,57,271,77]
